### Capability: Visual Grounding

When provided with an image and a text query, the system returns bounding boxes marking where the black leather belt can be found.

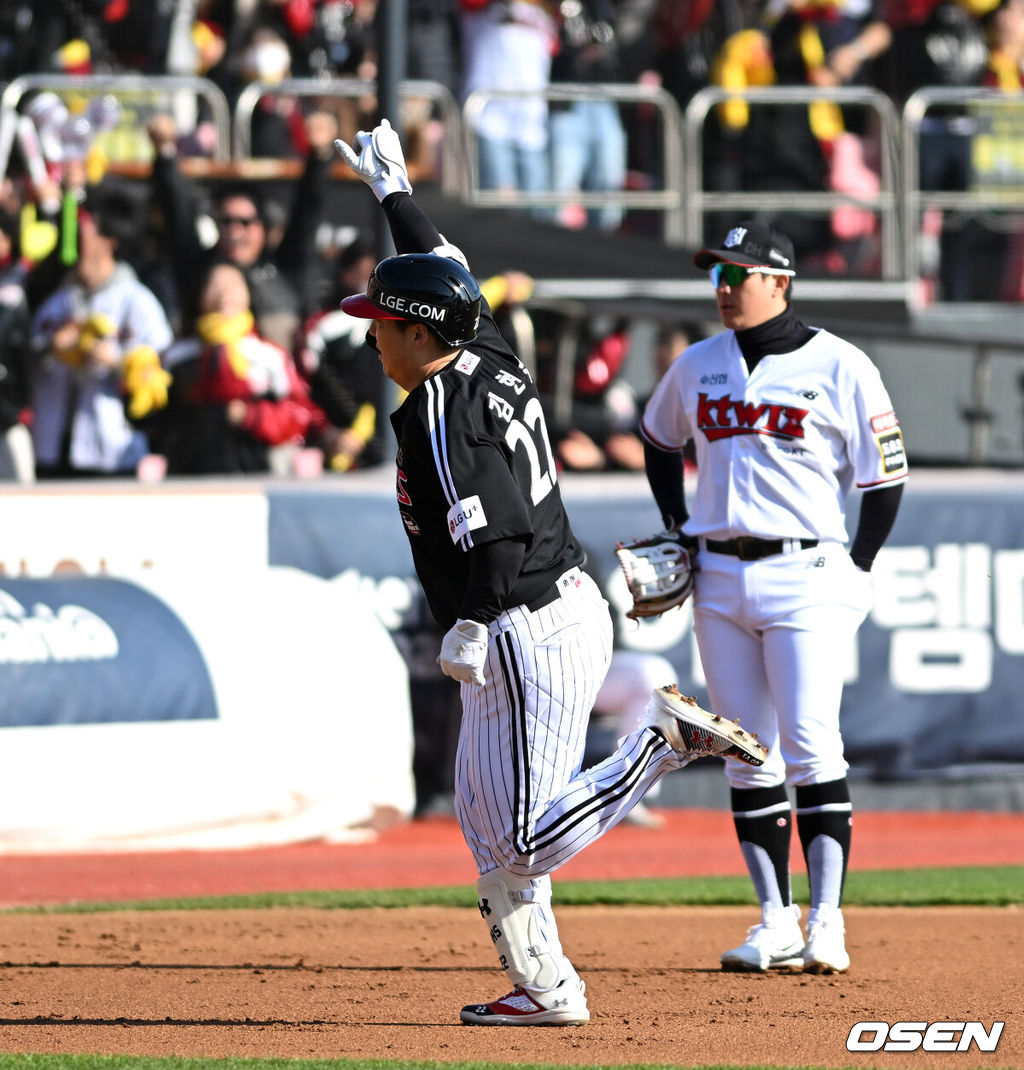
[703,536,818,561]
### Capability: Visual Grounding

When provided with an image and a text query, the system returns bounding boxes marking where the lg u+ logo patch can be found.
[846,1021,1004,1052]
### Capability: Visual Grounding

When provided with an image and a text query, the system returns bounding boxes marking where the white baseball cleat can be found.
[801,904,850,974]
[645,685,768,766]
[460,978,589,1026]
[721,904,805,972]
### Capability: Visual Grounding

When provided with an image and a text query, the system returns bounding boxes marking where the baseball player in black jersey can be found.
[335,119,767,1026]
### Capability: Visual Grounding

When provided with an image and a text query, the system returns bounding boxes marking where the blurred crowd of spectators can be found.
[0,94,401,482]
[1,0,1023,484]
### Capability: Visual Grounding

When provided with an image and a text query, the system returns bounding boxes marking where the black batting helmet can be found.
[341,253,481,348]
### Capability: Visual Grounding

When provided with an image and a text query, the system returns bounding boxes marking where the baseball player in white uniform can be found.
[641,220,909,974]
[336,121,768,1025]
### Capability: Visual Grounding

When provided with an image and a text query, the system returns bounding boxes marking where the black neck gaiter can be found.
[735,308,817,372]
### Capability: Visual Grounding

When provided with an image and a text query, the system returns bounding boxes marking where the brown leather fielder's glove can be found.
[615,530,696,620]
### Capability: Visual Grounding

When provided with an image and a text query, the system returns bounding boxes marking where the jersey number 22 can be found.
[505,397,557,506]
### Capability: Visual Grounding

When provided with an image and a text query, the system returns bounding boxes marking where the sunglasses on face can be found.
[710,263,794,288]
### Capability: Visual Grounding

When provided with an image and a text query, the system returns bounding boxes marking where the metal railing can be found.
[5,74,1024,307]
[683,85,903,279]
[0,73,232,178]
[902,87,1024,285]
[461,83,686,244]
[232,77,464,197]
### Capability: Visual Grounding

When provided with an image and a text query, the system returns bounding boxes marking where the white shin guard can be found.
[476,871,566,992]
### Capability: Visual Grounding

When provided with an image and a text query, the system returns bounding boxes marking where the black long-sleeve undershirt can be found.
[460,539,527,624]
[849,483,903,571]
[381,190,442,254]
[644,438,687,533]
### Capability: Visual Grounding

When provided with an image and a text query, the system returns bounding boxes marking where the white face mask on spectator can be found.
[241,39,291,84]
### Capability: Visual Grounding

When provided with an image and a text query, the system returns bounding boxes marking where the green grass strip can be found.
[0,1057,830,1070]
[8,865,1021,914]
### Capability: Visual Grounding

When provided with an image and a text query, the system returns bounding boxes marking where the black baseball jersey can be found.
[390,306,584,630]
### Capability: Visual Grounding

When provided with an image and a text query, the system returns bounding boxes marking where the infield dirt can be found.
[1,810,1022,1068]
[0,904,1020,1069]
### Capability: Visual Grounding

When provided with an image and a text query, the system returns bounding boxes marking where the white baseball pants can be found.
[693,541,872,789]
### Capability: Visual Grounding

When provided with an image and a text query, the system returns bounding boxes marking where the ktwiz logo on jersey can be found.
[696,392,808,441]
[448,495,487,543]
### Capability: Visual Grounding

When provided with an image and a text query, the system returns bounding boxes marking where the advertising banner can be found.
[0,564,414,851]
[0,577,218,728]
[267,473,1024,774]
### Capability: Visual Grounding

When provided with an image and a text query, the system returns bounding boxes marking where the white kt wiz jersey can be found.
[389,311,583,630]
[642,328,909,543]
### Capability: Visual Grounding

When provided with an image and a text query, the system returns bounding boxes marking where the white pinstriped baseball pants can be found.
[454,571,686,879]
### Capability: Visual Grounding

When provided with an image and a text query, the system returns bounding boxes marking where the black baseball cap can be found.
[693,221,796,273]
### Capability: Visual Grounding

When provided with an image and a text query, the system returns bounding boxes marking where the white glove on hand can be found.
[437,618,488,687]
[334,117,412,202]
[431,235,470,269]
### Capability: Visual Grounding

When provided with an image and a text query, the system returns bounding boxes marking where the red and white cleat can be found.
[645,684,768,766]
[460,979,589,1026]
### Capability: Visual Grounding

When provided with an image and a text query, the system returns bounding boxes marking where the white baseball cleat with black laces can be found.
[645,684,768,766]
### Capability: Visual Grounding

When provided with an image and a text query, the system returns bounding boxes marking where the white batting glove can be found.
[437,618,488,687]
[334,117,412,202]
[432,234,470,269]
